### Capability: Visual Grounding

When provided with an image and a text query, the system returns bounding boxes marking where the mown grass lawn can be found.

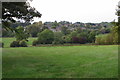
[2,38,118,78]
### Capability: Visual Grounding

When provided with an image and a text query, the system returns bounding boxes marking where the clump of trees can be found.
[33,29,54,46]
[10,26,29,47]
[62,29,97,44]
[95,34,113,45]
[32,22,119,46]
[15,26,29,41]
[26,21,42,37]
[37,29,54,44]
[95,26,119,45]
[32,28,98,46]
[53,32,64,44]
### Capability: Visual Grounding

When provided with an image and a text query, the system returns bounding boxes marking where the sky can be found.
[30,0,119,23]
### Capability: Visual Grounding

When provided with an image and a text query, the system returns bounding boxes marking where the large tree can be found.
[26,21,42,37]
[2,1,42,31]
[37,29,54,44]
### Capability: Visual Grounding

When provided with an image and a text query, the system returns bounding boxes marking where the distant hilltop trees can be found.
[42,21,112,32]
[2,21,112,37]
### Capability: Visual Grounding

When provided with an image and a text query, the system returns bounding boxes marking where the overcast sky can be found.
[30,0,119,23]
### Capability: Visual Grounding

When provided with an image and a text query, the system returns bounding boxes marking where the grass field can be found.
[2,38,118,78]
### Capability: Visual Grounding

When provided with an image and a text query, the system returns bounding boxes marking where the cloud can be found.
[30,0,119,23]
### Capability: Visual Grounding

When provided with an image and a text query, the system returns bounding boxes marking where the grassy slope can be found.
[3,45,118,78]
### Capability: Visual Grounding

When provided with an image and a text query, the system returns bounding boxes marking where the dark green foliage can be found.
[2,2,41,29]
[69,31,78,43]
[26,21,42,37]
[52,21,59,27]
[88,31,96,43]
[111,26,119,44]
[10,41,20,47]
[19,40,27,47]
[95,25,119,45]
[2,1,41,41]
[51,26,57,29]
[64,31,89,44]
[61,26,69,35]
[32,40,39,46]
[95,34,114,45]
[15,26,29,41]
[11,22,31,28]
[52,32,64,44]
[42,25,49,31]
[0,42,4,48]
[2,43,4,48]
[51,21,59,29]
[104,28,111,33]
[10,40,27,47]
[37,29,54,44]
[2,29,14,37]
[62,35,71,43]
[71,37,80,43]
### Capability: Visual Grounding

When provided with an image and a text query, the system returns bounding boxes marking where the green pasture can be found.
[2,38,118,78]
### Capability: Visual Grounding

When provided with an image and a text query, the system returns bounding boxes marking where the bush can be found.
[10,40,27,47]
[52,40,64,45]
[0,42,4,48]
[19,40,27,47]
[95,34,114,45]
[10,41,20,47]
[2,43,4,48]
[62,35,72,43]
[32,40,39,46]
[37,29,54,44]
[71,37,79,43]
[53,32,64,44]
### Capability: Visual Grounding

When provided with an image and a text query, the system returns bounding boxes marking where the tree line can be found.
[2,21,119,47]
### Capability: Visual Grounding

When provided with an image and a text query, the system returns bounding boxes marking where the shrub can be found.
[72,37,79,43]
[62,35,72,43]
[26,22,42,37]
[53,32,64,44]
[32,40,39,46]
[68,31,88,44]
[0,42,4,48]
[19,40,27,47]
[79,37,87,44]
[10,40,27,47]
[10,41,20,47]
[38,29,54,44]
[95,34,114,45]
[52,40,64,45]
[2,43,4,48]
[105,34,114,44]
[95,36,101,45]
